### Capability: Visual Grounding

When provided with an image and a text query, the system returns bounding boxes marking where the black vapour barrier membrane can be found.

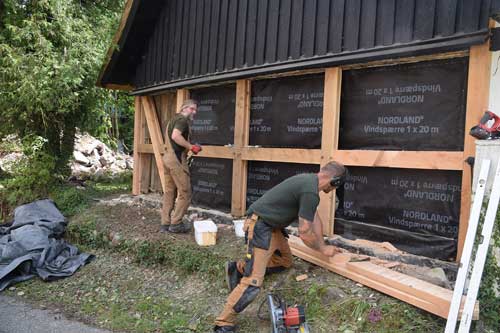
[334,166,462,260]
[190,157,233,212]
[189,84,236,146]
[340,57,468,151]
[249,74,324,148]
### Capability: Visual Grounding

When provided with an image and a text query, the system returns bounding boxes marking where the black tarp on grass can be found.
[0,200,93,291]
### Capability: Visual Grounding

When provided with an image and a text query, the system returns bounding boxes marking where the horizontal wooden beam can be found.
[241,147,321,164]
[197,146,234,159]
[288,235,478,320]
[137,143,158,154]
[137,144,234,159]
[334,150,464,170]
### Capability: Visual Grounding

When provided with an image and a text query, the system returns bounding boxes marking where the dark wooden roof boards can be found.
[98,0,500,93]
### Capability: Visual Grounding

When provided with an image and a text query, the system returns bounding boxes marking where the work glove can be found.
[190,144,202,155]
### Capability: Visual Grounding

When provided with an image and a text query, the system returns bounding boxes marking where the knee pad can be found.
[233,285,260,313]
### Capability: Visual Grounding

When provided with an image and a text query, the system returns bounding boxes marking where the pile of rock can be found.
[0,132,133,180]
[71,132,133,180]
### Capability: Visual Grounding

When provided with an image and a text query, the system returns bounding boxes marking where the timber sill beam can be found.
[288,235,478,320]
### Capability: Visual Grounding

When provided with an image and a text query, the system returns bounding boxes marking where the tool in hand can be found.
[265,293,310,333]
[190,143,202,154]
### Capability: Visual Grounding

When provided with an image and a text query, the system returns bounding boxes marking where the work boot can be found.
[213,325,236,333]
[225,261,242,292]
[159,225,170,233]
[168,222,191,233]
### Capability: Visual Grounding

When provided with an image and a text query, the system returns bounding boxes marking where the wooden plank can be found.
[132,96,143,195]
[288,235,444,317]
[232,80,250,216]
[347,260,452,309]
[140,98,151,193]
[241,148,321,164]
[458,41,492,260]
[149,96,164,192]
[176,88,189,113]
[141,96,166,192]
[334,150,464,170]
[198,146,234,159]
[288,235,478,319]
[137,143,234,159]
[137,143,155,154]
[319,67,342,236]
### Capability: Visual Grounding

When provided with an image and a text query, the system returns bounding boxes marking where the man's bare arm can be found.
[171,128,192,150]
[298,213,341,257]
[298,217,319,250]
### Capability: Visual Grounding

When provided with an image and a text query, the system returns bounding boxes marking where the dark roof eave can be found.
[130,30,488,96]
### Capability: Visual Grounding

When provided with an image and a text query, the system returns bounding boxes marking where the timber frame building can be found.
[98,0,500,262]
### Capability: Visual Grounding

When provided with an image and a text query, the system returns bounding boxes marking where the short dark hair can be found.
[320,161,346,177]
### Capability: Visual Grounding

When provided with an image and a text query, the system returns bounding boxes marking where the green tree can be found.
[0,0,125,175]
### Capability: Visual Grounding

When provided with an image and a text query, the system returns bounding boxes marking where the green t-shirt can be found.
[167,114,190,152]
[247,173,320,228]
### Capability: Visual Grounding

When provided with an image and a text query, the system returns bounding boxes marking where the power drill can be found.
[267,293,310,333]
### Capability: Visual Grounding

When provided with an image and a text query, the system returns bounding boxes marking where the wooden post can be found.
[232,79,251,216]
[319,68,342,236]
[457,41,492,260]
[141,96,167,192]
[132,96,145,195]
[176,88,189,112]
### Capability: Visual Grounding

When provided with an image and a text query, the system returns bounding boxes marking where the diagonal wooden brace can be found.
[140,96,166,192]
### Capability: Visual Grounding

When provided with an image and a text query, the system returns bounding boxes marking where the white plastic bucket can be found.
[233,219,245,238]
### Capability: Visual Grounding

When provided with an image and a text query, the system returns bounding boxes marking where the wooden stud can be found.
[457,41,492,260]
[241,148,321,164]
[132,96,143,195]
[176,88,189,112]
[319,67,342,236]
[141,96,167,192]
[232,80,251,216]
[140,98,152,193]
[334,150,464,170]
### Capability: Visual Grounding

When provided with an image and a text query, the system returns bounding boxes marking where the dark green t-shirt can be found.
[167,114,190,153]
[247,173,320,228]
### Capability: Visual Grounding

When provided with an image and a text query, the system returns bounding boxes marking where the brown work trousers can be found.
[161,145,191,226]
[214,216,293,327]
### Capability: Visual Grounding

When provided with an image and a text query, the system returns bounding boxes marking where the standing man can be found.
[213,161,347,332]
[161,99,202,233]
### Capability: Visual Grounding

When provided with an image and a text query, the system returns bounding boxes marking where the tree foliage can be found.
[0,0,127,175]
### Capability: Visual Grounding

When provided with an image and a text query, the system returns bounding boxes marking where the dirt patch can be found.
[5,194,445,332]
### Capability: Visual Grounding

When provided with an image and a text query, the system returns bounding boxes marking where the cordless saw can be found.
[267,294,310,333]
[470,110,500,140]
